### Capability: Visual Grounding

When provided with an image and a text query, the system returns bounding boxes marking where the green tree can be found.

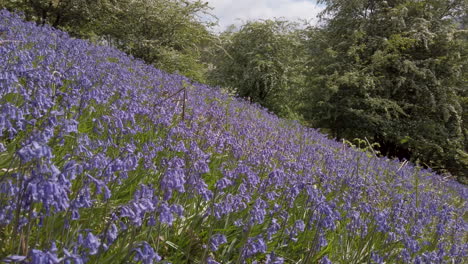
[0,0,215,81]
[305,0,468,180]
[208,19,307,118]
[92,0,215,81]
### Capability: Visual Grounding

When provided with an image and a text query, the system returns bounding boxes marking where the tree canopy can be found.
[207,19,307,117]
[304,0,468,180]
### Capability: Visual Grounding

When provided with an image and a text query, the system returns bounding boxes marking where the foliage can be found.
[304,0,468,181]
[208,19,307,118]
[0,0,215,82]
[0,11,466,263]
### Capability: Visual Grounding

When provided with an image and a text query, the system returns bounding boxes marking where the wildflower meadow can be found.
[0,10,466,263]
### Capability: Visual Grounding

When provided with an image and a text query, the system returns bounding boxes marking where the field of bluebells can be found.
[0,10,467,264]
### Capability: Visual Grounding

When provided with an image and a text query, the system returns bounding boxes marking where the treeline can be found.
[2,0,467,182]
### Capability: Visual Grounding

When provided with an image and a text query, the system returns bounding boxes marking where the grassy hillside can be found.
[0,10,466,263]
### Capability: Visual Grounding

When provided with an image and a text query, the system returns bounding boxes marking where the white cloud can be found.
[205,0,324,32]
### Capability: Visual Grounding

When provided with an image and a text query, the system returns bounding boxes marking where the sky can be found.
[205,0,325,32]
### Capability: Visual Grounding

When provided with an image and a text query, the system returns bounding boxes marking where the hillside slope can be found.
[0,10,466,263]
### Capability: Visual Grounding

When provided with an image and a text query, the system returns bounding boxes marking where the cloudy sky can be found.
[205,0,325,32]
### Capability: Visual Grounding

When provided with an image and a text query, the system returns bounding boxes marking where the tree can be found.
[0,0,215,81]
[304,0,468,181]
[92,0,215,81]
[208,19,307,117]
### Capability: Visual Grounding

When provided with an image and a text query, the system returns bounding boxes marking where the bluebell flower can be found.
[265,252,284,264]
[267,218,281,240]
[405,238,420,253]
[243,237,267,259]
[215,177,232,190]
[0,142,6,152]
[170,204,184,217]
[159,203,174,225]
[83,232,100,255]
[161,167,186,199]
[207,257,220,264]
[209,233,227,251]
[370,252,383,264]
[2,255,26,263]
[106,223,118,244]
[133,242,161,264]
[63,248,84,264]
[17,141,53,162]
[319,256,332,264]
[29,249,60,264]
[249,198,267,225]
[400,248,411,262]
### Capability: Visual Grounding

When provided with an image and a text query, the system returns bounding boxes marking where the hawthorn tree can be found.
[208,19,307,118]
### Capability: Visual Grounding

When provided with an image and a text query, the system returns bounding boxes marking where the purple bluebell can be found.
[206,257,220,264]
[243,236,267,259]
[17,141,53,162]
[83,232,100,255]
[158,202,174,225]
[133,242,161,264]
[63,248,84,264]
[370,252,383,264]
[319,256,332,264]
[2,255,26,263]
[106,223,118,244]
[267,218,281,240]
[209,233,227,251]
[0,142,6,152]
[249,198,267,225]
[215,177,232,190]
[265,252,284,264]
[29,249,60,264]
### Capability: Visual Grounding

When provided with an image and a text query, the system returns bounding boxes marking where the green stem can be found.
[201,190,218,264]
[235,224,252,264]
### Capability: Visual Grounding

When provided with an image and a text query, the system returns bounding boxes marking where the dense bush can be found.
[0,11,466,263]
